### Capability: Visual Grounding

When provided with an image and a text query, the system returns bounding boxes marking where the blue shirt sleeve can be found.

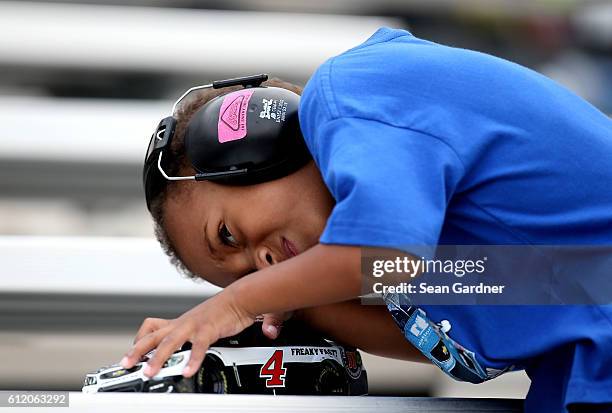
[304,115,464,254]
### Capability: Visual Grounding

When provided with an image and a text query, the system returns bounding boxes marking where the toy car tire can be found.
[314,360,348,395]
[195,355,230,394]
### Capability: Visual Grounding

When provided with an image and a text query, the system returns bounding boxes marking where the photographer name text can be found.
[372,282,505,295]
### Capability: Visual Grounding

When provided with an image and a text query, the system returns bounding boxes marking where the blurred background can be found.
[1,0,610,397]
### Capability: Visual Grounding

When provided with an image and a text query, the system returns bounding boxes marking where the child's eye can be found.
[218,224,238,247]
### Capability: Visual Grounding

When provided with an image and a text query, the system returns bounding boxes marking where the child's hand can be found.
[120,290,255,378]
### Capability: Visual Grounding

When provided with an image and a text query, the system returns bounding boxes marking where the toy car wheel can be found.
[173,376,197,393]
[195,355,230,394]
[314,360,348,395]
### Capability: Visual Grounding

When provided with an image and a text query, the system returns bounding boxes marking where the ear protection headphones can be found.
[143,74,312,212]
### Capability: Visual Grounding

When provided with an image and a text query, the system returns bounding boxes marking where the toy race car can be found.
[82,320,367,395]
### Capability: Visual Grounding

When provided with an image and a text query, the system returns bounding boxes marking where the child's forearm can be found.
[296,300,428,363]
[228,243,362,318]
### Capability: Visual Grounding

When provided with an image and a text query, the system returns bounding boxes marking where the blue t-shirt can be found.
[298,27,612,412]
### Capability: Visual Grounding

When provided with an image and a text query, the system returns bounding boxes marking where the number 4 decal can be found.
[260,349,286,387]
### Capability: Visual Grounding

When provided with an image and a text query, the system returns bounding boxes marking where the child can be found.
[122,28,612,412]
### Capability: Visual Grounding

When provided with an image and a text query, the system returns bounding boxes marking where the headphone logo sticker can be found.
[259,98,288,123]
[259,99,276,120]
[218,89,255,143]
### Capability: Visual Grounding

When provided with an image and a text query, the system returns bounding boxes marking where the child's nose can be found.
[254,246,279,270]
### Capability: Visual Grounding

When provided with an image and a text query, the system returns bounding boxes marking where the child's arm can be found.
[296,300,428,363]
[234,244,362,315]
[122,243,388,377]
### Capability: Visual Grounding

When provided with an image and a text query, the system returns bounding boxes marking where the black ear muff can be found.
[184,86,311,185]
[143,74,312,212]
[143,116,177,211]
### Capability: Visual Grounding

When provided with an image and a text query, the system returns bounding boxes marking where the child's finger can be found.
[121,328,167,369]
[143,330,189,378]
[262,312,286,339]
[182,338,209,378]
[133,317,171,344]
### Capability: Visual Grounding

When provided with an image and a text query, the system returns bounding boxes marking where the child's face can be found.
[162,161,335,287]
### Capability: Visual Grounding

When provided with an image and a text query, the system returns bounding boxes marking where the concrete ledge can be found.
[58,393,525,412]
